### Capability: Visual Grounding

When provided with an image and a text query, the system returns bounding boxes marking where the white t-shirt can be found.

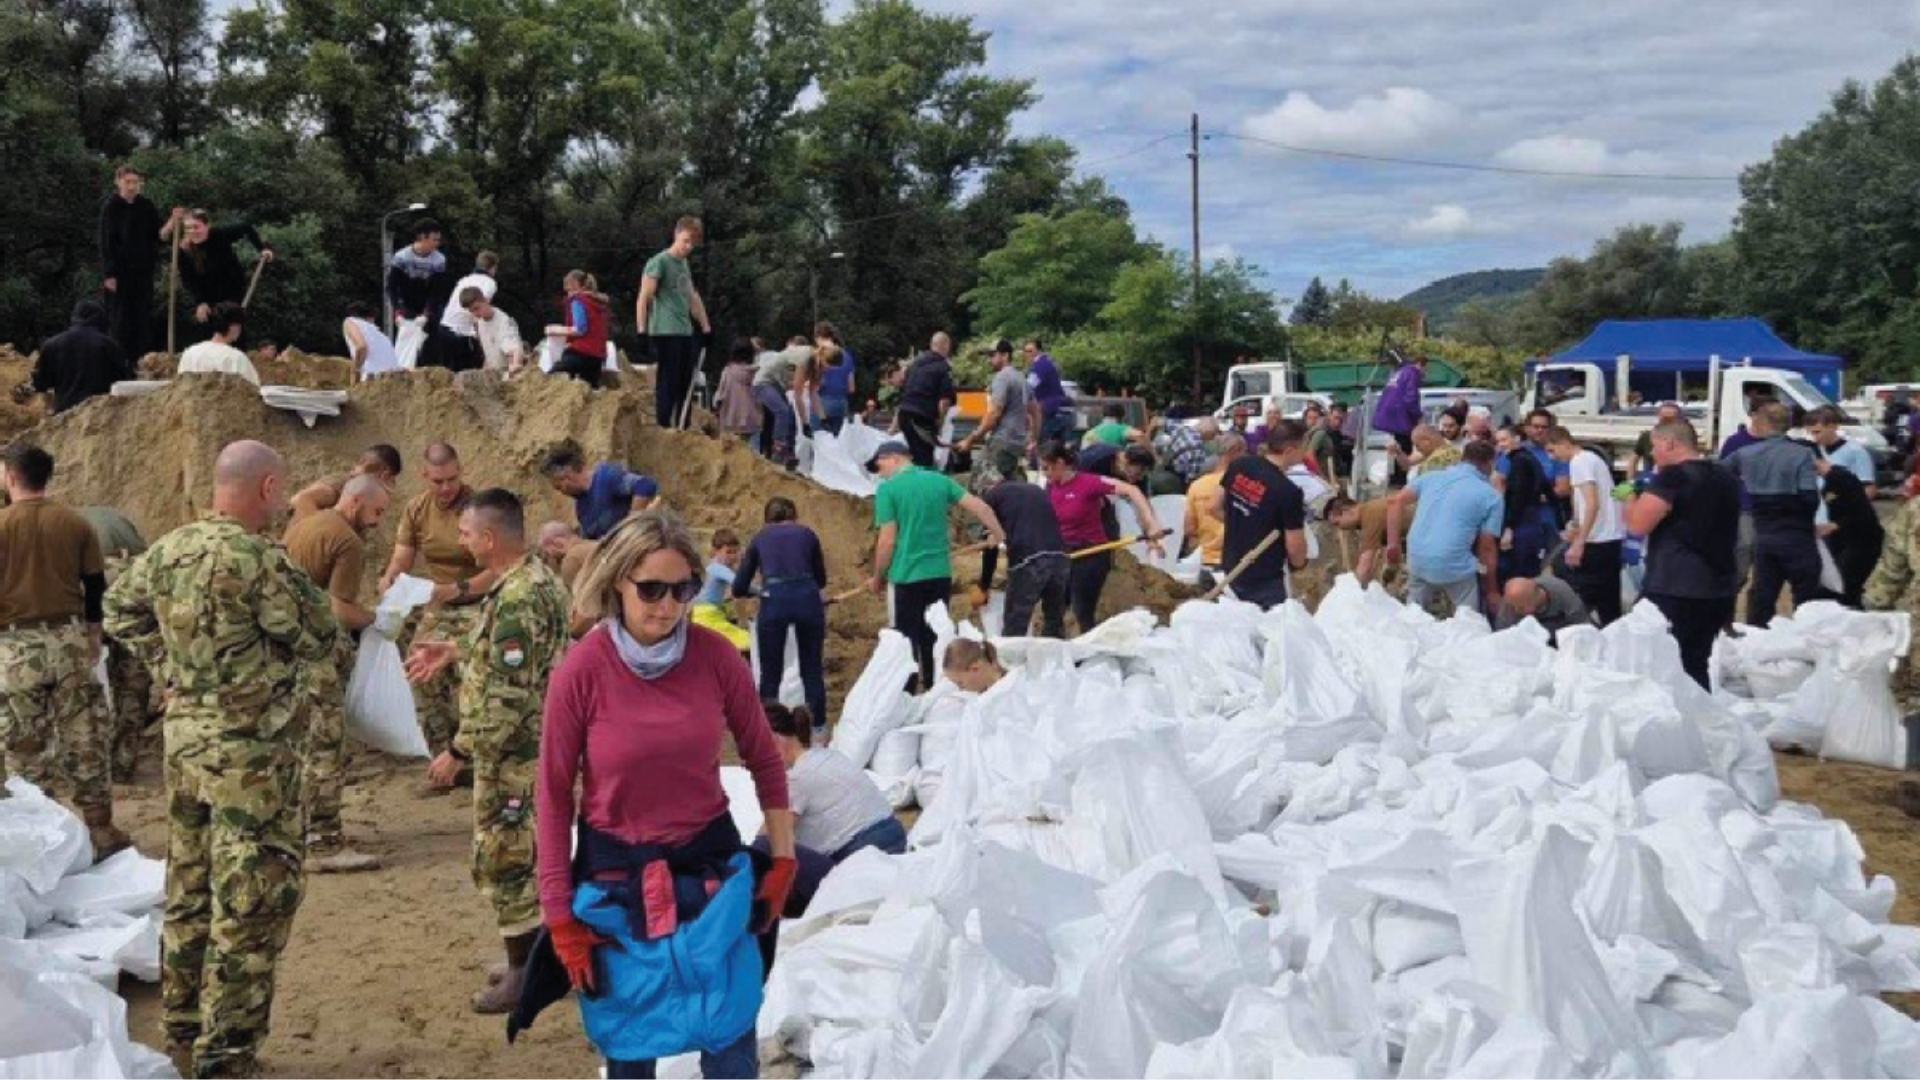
[439,272,497,337]
[177,342,261,386]
[343,317,399,378]
[1569,449,1623,543]
[473,310,524,372]
[789,748,894,855]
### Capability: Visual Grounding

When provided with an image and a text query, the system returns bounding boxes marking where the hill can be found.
[1400,268,1544,333]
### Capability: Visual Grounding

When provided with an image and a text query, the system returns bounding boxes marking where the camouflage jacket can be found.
[103,515,337,739]
[453,554,570,764]
[1864,500,1920,612]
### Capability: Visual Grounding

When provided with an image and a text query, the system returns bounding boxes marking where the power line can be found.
[1076,130,1188,169]
[1207,131,1740,183]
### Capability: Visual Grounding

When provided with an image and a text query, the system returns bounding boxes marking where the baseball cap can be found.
[866,441,911,472]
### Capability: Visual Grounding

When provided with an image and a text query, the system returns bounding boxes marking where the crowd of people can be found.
[9,163,1920,1080]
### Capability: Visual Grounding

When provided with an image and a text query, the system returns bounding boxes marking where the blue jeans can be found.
[820,396,848,435]
[832,817,908,861]
[752,384,795,459]
[1041,408,1075,450]
[756,581,827,724]
[607,1029,757,1079]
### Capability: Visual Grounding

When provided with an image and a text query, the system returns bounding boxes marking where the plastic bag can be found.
[830,630,916,769]
[393,316,426,369]
[344,627,429,758]
[870,728,920,778]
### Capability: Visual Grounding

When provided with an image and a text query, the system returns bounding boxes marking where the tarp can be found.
[1533,319,1843,397]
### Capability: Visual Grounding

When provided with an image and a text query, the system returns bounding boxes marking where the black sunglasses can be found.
[627,576,701,603]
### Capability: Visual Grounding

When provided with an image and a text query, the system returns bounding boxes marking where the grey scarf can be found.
[606,615,689,680]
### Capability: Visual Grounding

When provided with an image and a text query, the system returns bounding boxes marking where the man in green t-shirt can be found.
[1082,403,1144,449]
[636,216,713,430]
[866,441,1005,688]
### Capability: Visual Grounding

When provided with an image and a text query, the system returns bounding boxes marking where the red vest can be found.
[564,293,611,359]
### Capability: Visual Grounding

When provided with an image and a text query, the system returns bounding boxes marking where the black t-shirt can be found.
[1820,464,1884,556]
[898,353,955,419]
[1642,459,1741,599]
[985,481,1065,565]
[1220,455,1306,606]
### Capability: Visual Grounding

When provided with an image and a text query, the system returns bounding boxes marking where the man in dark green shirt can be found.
[867,442,1005,688]
[636,216,712,430]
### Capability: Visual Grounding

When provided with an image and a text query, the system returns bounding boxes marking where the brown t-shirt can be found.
[0,500,105,624]
[284,508,365,605]
[1355,497,1401,555]
[395,487,478,585]
[560,539,599,591]
[288,475,346,525]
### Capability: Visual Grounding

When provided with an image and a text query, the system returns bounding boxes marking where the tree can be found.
[1290,275,1333,326]
[1509,222,1691,347]
[803,0,1035,364]
[962,207,1142,342]
[126,0,211,145]
[1734,56,1920,379]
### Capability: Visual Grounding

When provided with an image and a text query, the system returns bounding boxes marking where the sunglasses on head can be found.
[627,576,702,603]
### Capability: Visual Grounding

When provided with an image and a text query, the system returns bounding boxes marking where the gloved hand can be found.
[548,915,607,993]
[754,856,797,933]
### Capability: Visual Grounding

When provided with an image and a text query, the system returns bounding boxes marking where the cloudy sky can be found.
[919,0,1920,302]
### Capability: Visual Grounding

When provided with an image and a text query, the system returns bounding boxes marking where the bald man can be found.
[1409,423,1461,478]
[283,472,392,872]
[1493,574,1591,640]
[897,331,956,468]
[104,439,338,1078]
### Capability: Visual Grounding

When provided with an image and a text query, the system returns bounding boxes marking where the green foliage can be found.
[1289,326,1522,390]
[1397,268,1544,334]
[962,208,1143,341]
[1732,55,1920,381]
[1289,276,1333,327]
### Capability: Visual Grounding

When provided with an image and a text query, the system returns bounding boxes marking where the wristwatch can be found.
[454,578,472,599]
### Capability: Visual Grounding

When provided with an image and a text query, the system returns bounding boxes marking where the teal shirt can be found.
[643,250,695,335]
[875,466,966,584]
[1087,421,1130,447]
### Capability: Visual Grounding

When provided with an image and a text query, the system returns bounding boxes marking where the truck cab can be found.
[1211,362,1305,423]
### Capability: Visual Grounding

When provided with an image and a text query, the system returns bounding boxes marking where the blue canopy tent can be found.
[1528,318,1845,400]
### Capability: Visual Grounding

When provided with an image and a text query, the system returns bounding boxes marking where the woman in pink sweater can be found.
[535,510,795,1078]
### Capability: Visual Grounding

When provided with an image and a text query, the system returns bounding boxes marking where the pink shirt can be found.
[535,623,790,923]
[1048,471,1112,548]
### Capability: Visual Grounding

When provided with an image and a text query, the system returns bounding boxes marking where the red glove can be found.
[754,857,797,933]
[548,915,607,992]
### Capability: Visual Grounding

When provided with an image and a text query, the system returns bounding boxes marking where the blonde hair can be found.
[564,269,600,294]
[572,508,705,622]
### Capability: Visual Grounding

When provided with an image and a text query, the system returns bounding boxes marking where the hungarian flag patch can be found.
[501,639,526,668]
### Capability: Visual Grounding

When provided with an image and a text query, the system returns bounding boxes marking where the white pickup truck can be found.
[1210,361,1308,422]
[1524,356,1892,480]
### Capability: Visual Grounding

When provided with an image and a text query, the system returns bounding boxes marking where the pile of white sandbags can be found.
[759,580,1920,1078]
[1,778,174,1079]
[1712,601,1912,767]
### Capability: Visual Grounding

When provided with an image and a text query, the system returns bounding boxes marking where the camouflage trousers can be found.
[0,625,111,816]
[299,632,356,846]
[472,754,539,936]
[107,636,156,782]
[162,717,306,1074]
[406,604,482,755]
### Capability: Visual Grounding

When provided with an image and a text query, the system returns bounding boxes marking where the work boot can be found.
[485,961,510,986]
[305,836,382,874]
[82,807,133,861]
[163,1039,196,1079]
[196,1052,260,1079]
[472,965,525,1014]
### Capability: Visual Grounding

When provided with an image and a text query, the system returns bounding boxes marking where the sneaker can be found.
[306,845,382,874]
[472,965,525,1014]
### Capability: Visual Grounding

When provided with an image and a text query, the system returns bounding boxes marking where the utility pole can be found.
[1189,112,1203,401]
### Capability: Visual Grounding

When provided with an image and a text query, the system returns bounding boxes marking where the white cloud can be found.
[1406,204,1475,239]
[1241,87,1458,153]
[1492,135,1679,175]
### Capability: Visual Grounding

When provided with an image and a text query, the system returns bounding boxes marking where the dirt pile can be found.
[15,368,1189,703]
[0,345,46,444]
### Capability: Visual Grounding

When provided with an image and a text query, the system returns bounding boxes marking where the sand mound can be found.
[13,368,1190,702]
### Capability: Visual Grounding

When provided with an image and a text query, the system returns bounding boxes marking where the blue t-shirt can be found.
[819,348,855,400]
[1407,464,1504,583]
[1027,354,1068,414]
[698,561,736,606]
[575,462,660,540]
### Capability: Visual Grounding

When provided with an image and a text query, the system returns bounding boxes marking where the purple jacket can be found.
[1372,364,1424,435]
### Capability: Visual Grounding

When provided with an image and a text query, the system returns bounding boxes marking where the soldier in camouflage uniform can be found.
[405,488,568,1014]
[1864,499,1920,693]
[0,447,129,857]
[103,441,338,1079]
[80,506,154,782]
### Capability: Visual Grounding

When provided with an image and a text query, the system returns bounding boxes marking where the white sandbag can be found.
[720,766,765,842]
[0,779,91,895]
[1810,618,1910,769]
[1744,658,1813,703]
[393,316,426,369]
[829,630,916,769]
[343,627,429,758]
[864,770,917,811]
[37,850,163,924]
[0,942,177,1078]
[804,427,879,499]
[870,728,921,778]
